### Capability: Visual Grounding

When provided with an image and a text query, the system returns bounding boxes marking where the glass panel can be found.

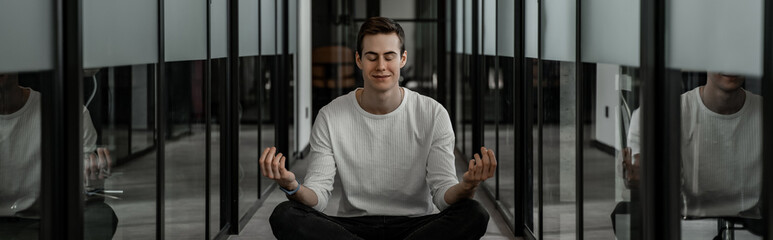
[580,1,641,239]
[666,1,764,238]
[0,71,50,239]
[260,55,277,200]
[239,56,261,219]
[85,65,157,239]
[526,57,538,236]
[494,0,516,224]
[238,0,261,222]
[83,0,158,68]
[540,60,577,239]
[0,3,54,238]
[0,1,54,73]
[165,0,207,62]
[164,60,207,239]
[580,62,640,239]
[400,22,438,99]
[81,1,159,239]
[580,0,640,67]
[210,58,227,237]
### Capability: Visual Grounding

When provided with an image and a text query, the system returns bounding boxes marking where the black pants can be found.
[270,199,490,240]
[0,201,118,240]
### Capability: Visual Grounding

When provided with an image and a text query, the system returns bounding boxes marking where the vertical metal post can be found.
[156,0,167,238]
[762,0,773,237]
[472,0,482,154]
[575,0,584,239]
[640,0,680,238]
[513,0,526,236]
[43,0,84,239]
[227,0,241,234]
[537,0,544,236]
[205,0,213,238]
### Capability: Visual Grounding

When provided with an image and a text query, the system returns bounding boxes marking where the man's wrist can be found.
[280,179,299,191]
[461,180,478,191]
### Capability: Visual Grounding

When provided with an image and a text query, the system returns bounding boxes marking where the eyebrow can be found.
[364,51,398,57]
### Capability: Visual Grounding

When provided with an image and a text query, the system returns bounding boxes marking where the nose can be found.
[376,57,387,71]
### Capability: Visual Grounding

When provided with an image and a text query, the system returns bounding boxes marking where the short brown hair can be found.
[356,17,405,58]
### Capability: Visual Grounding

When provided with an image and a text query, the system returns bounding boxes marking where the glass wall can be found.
[580,0,641,239]
[164,0,209,238]
[0,2,55,239]
[667,0,764,239]
[82,0,159,238]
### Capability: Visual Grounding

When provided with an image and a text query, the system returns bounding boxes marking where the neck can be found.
[358,86,403,115]
[0,85,28,115]
[700,84,745,115]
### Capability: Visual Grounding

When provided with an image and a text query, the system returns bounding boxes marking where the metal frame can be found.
[640,0,681,238]
[42,0,84,239]
[513,0,526,237]
[156,0,167,238]
[574,0,584,239]
[764,0,773,237]
[206,0,214,238]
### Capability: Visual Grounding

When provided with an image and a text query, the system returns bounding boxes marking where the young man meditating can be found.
[262,17,496,240]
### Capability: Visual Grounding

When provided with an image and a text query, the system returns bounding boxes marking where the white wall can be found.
[594,63,620,147]
[296,0,311,152]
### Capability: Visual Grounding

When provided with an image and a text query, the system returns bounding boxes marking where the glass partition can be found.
[82,0,159,238]
[0,1,55,238]
[666,0,764,238]
[580,0,641,239]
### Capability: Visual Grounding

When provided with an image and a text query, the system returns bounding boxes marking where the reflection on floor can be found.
[231,152,519,240]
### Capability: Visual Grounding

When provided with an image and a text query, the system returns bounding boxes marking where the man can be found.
[262,17,495,240]
[623,72,763,236]
[0,72,117,239]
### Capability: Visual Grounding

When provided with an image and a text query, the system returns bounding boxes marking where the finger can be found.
[473,153,483,180]
[266,147,277,178]
[89,152,98,180]
[84,155,91,182]
[259,147,271,177]
[271,153,284,179]
[279,156,287,174]
[487,149,497,178]
[480,147,491,180]
[103,148,112,175]
[97,148,107,179]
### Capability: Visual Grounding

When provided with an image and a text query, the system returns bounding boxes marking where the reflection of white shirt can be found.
[0,89,97,218]
[628,87,762,218]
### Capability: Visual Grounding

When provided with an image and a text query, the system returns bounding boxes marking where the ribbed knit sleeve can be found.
[426,106,458,211]
[303,110,337,212]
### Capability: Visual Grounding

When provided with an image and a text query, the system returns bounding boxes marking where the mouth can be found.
[372,75,391,81]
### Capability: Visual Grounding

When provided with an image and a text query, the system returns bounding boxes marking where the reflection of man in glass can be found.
[0,73,118,239]
[260,17,495,239]
[624,72,764,235]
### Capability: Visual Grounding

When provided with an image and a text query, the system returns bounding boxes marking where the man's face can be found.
[707,72,745,92]
[355,33,407,92]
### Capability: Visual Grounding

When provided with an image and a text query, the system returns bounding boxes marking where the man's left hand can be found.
[462,147,497,190]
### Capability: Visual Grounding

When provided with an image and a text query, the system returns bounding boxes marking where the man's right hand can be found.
[259,147,297,190]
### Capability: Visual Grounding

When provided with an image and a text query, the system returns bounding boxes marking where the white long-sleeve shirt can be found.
[627,87,762,218]
[303,88,458,217]
[0,89,98,218]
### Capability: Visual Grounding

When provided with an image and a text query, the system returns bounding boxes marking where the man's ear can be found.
[355,51,362,69]
[400,51,407,68]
